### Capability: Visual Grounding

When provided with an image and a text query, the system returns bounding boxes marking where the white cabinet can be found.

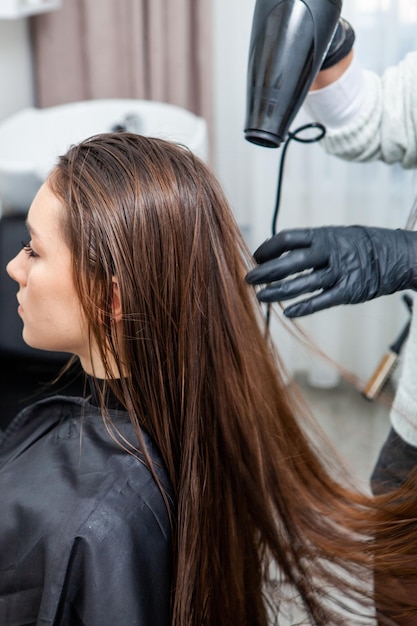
[0,0,61,19]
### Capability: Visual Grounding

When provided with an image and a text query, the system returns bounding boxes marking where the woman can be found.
[1,132,416,625]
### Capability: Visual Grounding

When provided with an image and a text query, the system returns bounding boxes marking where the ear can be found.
[111,277,123,322]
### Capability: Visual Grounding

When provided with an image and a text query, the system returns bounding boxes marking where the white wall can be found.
[211,0,259,242]
[0,18,34,121]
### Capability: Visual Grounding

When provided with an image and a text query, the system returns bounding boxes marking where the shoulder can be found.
[1,393,174,529]
[0,394,85,451]
[3,393,85,428]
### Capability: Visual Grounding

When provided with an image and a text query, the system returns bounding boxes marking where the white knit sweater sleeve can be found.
[305,51,417,169]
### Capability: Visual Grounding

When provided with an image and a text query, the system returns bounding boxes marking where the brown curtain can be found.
[29,0,212,127]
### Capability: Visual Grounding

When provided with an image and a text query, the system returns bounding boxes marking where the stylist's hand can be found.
[246,226,417,317]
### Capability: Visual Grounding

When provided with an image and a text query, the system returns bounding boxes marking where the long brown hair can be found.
[50,133,417,625]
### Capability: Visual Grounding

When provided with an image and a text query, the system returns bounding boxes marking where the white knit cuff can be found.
[304,55,369,129]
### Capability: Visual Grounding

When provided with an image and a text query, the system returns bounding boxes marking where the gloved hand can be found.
[321,17,355,70]
[245,226,417,317]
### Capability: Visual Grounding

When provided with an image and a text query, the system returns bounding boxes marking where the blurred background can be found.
[1,0,417,429]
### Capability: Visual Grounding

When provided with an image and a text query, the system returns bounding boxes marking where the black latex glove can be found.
[245,226,417,317]
[321,17,355,70]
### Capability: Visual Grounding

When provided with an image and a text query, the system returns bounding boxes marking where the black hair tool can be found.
[362,294,413,401]
[244,0,342,148]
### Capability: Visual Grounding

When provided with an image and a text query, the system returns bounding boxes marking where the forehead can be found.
[26,181,64,241]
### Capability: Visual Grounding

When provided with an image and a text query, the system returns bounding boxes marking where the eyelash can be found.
[21,241,39,258]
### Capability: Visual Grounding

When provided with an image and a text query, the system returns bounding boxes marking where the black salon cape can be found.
[0,394,173,625]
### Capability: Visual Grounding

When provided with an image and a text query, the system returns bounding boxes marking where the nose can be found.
[6,249,27,286]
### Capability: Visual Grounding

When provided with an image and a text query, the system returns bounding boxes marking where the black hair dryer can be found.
[244,0,342,148]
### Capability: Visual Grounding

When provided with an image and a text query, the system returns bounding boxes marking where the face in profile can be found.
[6,179,89,361]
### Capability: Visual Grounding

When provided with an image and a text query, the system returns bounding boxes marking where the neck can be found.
[79,345,121,380]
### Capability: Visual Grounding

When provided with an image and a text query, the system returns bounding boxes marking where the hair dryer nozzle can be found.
[244,0,342,148]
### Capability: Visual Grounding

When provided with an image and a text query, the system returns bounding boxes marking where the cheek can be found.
[27,262,79,321]
[22,276,88,352]
[49,276,82,319]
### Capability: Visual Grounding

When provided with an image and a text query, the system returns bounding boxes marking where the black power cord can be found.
[266,121,326,327]
[271,122,326,235]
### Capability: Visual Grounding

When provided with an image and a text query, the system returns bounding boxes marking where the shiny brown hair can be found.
[50,133,417,625]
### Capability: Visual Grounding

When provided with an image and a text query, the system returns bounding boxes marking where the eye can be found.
[21,240,39,258]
